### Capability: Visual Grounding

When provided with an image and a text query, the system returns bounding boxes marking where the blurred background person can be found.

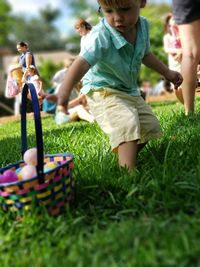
[16,41,39,76]
[42,58,94,124]
[42,58,75,114]
[163,13,183,104]
[140,80,153,100]
[22,65,44,105]
[74,18,92,52]
[5,56,23,116]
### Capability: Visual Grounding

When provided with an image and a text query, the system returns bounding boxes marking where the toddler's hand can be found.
[165,69,183,89]
[45,93,58,103]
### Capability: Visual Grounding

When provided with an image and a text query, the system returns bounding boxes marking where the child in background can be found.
[57,0,182,171]
[45,83,95,124]
[163,13,183,104]
[52,58,75,95]
[22,65,43,105]
[42,59,75,113]
[43,59,94,124]
[63,89,95,123]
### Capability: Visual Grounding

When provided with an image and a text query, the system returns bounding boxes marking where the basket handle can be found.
[21,83,44,181]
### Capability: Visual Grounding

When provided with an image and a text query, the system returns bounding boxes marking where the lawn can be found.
[1,98,200,267]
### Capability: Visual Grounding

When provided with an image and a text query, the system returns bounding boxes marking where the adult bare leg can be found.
[178,20,200,114]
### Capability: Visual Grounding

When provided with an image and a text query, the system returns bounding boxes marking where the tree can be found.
[139,4,171,85]
[9,6,66,52]
[10,17,65,52]
[0,0,14,47]
[39,6,60,24]
[0,0,67,52]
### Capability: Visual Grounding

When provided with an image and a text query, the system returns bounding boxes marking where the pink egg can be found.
[0,174,5,183]
[20,165,37,180]
[0,169,18,184]
[23,148,37,166]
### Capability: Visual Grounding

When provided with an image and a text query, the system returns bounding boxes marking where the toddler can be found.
[57,0,182,170]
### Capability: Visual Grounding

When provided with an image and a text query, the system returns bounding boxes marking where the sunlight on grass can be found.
[1,99,200,266]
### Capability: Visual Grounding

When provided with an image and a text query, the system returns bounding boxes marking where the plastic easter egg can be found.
[0,169,18,184]
[15,167,23,174]
[15,167,23,180]
[23,148,37,166]
[44,162,58,173]
[20,165,37,180]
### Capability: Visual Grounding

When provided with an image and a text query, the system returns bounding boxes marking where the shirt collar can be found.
[102,17,141,50]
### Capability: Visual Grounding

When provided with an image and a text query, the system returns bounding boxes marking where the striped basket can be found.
[0,83,74,216]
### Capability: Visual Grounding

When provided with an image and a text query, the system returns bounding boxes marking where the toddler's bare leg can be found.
[118,141,138,170]
[118,141,147,170]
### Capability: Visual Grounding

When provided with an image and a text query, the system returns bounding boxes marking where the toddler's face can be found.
[99,0,141,34]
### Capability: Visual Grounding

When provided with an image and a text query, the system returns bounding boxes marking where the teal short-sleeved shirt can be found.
[80,16,150,96]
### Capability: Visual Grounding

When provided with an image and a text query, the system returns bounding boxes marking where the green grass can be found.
[1,99,200,267]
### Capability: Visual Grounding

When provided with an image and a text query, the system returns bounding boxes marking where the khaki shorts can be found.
[87,88,162,152]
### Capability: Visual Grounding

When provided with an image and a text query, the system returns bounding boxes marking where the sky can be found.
[7,0,172,37]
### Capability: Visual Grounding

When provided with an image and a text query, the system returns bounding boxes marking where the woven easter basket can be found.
[0,83,74,216]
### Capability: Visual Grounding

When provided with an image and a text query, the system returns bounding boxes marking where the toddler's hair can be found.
[74,18,92,30]
[97,0,140,8]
